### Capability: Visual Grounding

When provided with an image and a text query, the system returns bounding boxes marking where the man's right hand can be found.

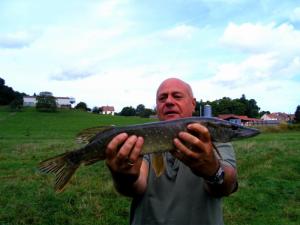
[105,133,147,196]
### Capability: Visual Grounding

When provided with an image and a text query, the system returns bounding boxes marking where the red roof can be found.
[218,114,261,122]
[101,106,115,111]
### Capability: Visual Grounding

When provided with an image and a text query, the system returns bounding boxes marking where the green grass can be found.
[0,106,299,225]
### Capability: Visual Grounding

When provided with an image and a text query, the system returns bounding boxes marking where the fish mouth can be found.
[235,127,260,138]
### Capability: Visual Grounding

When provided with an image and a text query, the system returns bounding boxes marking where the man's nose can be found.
[165,96,175,105]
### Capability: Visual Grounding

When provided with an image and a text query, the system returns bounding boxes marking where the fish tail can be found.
[38,152,80,192]
[151,153,165,177]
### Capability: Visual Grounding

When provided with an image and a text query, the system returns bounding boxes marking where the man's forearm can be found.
[109,160,148,197]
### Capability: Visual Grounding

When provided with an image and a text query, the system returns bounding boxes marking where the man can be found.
[106,78,238,225]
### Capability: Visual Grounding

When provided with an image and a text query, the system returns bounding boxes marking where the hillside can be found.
[0,107,299,225]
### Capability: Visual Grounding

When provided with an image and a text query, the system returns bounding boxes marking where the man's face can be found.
[156,79,196,121]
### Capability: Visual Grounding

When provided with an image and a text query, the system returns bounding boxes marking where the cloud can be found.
[50,62,97,81]
[290,7,300,22]
[159,24,199,40]
[215,22,300,89]
[50,69,94,81]
[0,31,37,48]
[220,22,300,54]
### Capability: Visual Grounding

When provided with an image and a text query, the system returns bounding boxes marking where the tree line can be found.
[1,76,300,123]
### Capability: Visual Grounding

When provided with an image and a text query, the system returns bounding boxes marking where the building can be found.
[100,106,115,115]
[261,112,294,122]
[23,92,75,108]
[218,114,261,126]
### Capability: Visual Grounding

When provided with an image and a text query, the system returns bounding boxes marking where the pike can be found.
[38,117,260,192]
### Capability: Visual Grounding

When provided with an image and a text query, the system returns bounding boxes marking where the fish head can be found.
[216,122,260,142]
[231,124,260,140]
[203,120,260,142]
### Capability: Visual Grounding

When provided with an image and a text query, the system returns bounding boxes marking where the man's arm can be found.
[172,123,238,197]
[203,163,238,197]
[105,133,148,197]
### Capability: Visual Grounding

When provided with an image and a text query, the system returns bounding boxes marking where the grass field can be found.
[0,107,299,225]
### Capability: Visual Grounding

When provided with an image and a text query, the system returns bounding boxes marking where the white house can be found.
[23,93,75,108]
[23,96,37,107]
[100,106,115,115]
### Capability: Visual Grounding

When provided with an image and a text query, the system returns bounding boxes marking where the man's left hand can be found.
[171,123,220,178]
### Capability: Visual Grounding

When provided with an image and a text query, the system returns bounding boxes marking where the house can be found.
[261,112,294,122]
[100,106,115,115]
[218,114,261,126]
[23,92,75,108]
[23,96,37,107]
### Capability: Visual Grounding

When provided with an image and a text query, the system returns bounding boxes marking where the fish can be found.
[38,117,260,192]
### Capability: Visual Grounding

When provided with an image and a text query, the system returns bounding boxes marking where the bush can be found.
[10,97,23,112]
[36,96,57,112]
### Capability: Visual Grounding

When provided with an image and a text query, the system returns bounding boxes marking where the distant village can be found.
[23,92,295,126]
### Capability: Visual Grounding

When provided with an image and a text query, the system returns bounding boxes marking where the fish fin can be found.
[151,153,165,177]
[38,152,80,192]
[76,125,115,144]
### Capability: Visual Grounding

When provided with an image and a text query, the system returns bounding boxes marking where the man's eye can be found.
[174,95,183,99]
[158,96,166,101]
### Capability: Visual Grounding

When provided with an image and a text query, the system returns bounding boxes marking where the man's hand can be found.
[105,133,148,196]
[172,123,219,178]
[172,123,238,196]
[106,133,144,178]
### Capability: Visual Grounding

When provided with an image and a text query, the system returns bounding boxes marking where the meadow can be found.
[0,107,299,225]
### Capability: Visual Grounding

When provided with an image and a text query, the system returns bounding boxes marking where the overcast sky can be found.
[1,0,299,113]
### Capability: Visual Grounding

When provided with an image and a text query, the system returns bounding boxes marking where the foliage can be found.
[75,102,88,111]
[259,110,271,117]
[294,105,300,123]
[135,104,155,118]
[136,104,145,116]
[92,106,100,114]
[139,108,154,118]
[9,96,23,111]
[120,106,136,116]
[0,77,26,106]
[196,94,261,118]
[36,95,57,112]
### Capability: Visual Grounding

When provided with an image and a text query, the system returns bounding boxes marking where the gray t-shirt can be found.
[130,142,236,225]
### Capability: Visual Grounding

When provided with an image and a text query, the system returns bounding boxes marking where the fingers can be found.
[106,133,129,158]
[174,123,211,155]
[128,136,144,163]
[187,123,211,142]
[106,133,144,171]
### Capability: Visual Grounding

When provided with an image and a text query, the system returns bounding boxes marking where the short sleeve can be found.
[214,142,237,168]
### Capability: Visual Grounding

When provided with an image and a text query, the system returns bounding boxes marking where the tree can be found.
[10,97,23,112]
[36,95,57,112]
[295,105,300,123]
[136,104,146,117]
[92,106,100,114]
[75,102,88,111]
[259,110,270,118]
[0,77,26,106]
[195,95,261,118]
[120,106,136,116]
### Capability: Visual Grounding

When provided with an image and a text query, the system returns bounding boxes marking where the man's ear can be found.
[192,98,196,112]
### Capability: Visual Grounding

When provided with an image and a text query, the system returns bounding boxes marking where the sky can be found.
[1,0,300,113]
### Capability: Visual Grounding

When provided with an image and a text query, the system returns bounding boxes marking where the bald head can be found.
[156,78,194,99]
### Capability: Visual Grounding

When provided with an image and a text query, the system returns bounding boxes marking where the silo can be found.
[203,104,212,117]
